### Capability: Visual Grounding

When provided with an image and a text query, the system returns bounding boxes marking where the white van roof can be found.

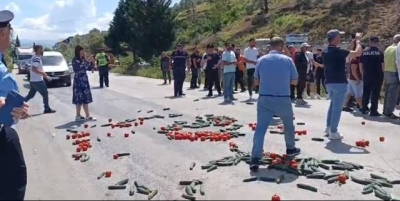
[43,51,63,56]
[17,47,33,55]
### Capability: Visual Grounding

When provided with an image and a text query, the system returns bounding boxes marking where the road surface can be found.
[13,71,400,200]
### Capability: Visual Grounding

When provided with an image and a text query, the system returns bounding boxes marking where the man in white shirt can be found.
[244,38,259,100]
[201,52,208,90]
[303,44,319,99]
[24,45,56,114]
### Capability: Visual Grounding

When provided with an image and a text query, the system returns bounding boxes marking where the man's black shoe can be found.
[44,109,56,114]
[369,111,381,117]
[286,147,301,157]
[249,157,261,172]
[383,113,399,119]
[179,93,186,96]
[207,93,213,97]
[342,107,353,112]
[218,92,222,96]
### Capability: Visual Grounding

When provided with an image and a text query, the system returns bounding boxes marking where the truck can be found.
[16,47,34,74]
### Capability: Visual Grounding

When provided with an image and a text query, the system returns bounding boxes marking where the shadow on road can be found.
[219,101,235,105]
[351,112,400,125]
[91,86,103,90]
[324,140,370,154]
[55,121,85,129]
[294,104,311,108]
[249,168,299,184]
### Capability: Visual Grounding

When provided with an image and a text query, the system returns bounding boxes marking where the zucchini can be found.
[148,189,158,200]
[96,137,101,142]
[190,182,197,193]
[258,176,275,182]
[137,187,151,195]
[101,124,112,127]
[179,181,193,185]
[369,179,393,188]
[296,122,305,125]
[296,183,318,192]
[90,125,96,128]
[115,178,129,185]
[331,164,352,170]
[362,184,373,194]
[351,176,371,185]
[327,176,339,184]
[117,153,130,157]
[201,164,213,169]
[321,159,340,164]
[80,155,90,162]
[311,137,324,142]
[216,161,234,166]
[97,172,105,180]
[243,176,258,182]
[233,157,241,165]
[182,193,196,200]
[306,172,326,179]
[324,173,340,180]
[108,185,126,190]
[391,180,400,185]
[370,173,388,181]
[129,185,135,196]
[190,162,196,170]
[318,163,330,170]
[374,189,392,200]
[185,185,194,196]
[206,165,217,172]
[163,108,170,110]
[147,110,153,113]
[199,184,205,195]
[310,166,322,173]
[276,174,285,184]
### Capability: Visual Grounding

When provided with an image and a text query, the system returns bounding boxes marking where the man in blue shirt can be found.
[249,37,301,172]
[171,43,189,97]
[359,37,384,116]
[221,43,237,103]
[323,30,363,140]
[0,10,29,200]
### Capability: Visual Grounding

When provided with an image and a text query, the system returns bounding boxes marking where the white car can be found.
[27,51,72,86]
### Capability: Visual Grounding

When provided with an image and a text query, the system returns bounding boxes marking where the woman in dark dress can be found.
[72,45,96,121]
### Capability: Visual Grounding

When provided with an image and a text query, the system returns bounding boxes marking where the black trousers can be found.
[235,67,245,91]
[162,69,171,83]
[203,69,209,89]
[207,70,221,94]
[173,68,185,95]
[190,68,199,88]
[290,69,307,99]
[315,72,326,95]
[247,68,255,96]
[362,77,383,112]
[98,66,109,87]
[0,126,27,200]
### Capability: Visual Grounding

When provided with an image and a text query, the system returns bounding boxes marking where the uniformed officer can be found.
[0,10,29,200]
[95,48,110,88]
[171,43,189,97]
[359,37,384,116]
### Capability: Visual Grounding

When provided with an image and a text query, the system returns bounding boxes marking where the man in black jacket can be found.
[291,44,309,105]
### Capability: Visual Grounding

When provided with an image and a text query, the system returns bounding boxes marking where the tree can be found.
[44,47,52,51]
[15,35,20,47]
[107,0,176,62]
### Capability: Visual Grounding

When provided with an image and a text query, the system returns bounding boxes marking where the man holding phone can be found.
[0,10,30,200]
[24,45,56,114]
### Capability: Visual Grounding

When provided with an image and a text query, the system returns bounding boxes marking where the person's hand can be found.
[44,74,51,81]
[356,79,361,85]
[0,98,29,122]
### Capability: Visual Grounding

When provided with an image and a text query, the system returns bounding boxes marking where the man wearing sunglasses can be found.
[0,10,29,200]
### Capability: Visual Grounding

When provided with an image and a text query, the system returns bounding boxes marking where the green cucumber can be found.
[199,184,205,195]
[189,162,196,170]
[318,163,330,170]
[331,164,352,170]
[351,176,371,185]
[296,183,318,192]
[258,176,275,182]
[233,157,241,165]
[369,179,393,188]
[179,181,193,185]
[100,124,112,127]
[327,176,339,184]
[306,172,326,179]
[108,185,126,190]
[243,176,258,182]
[310,166,322,173]
[190,182,197,193]
[374,189,392,200]
[370,173,388,181]
[391,180,400,185]
[115,178,129,185]
[185,185,193,196]
[129,185,135,196]
[137,187,151,195]
[148,189,158,200]
[97,172,105,180]
[182,193,196,200]
[206,165,218,172]
[324,173,340,180]
[321,159,340,164]
[216,161,234,166]
[201,164,213,169]
[362,184,373,194]
[311,137,324,142]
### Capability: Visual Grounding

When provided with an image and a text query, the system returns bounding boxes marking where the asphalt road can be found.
[13,70,400,200]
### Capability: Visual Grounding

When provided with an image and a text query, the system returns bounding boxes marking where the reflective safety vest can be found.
[96,53,108,66]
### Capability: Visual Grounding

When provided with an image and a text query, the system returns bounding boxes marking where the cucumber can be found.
[321,159,340,164]
[115,178,129,185]
[369,179,393,188]
[306,172,326,179]
[192,179,203,185]
[96,137,101,142]
[163,108,170,110]
[201,164,213,169]
[243,176,258,182]
[296,183,318,192]
[66,129,78,133]
[90,125,96,128]
[129,185,135,196]
[206,165,217,172]
[276,174,285,184]
[374,189,392,200]
[351,176,371,185]
[296,122,305,125]
[117,153,131,157]
[100,124,112,127]
[147,110,153,113]
[148,189,158,200]
[179,181,193,185]
[362,184,373,194]
[324,173,340,180]
[190,162,196,170]
[310,166,322,173]
[258,176,275,182]
[216,161,234,166]
[331,164,352,170]
[97,172,105,179]
[327,176,339,184]
[108,185,126,190]
[182,193,196,200]
[80,155,90,162]
[199,184,205,195]
[137,187,151,195]
[318,163,330,170]
[370,173,388,181]
[233,157,241,165]
[190,182,197,193]
[311,137,324,142]
[391,180,400,185]
[302,168,314,175]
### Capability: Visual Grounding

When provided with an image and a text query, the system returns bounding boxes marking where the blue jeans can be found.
[25,81,50,110]
[251,96,295,158]
[326,83,347,133]
[223,72,235,101]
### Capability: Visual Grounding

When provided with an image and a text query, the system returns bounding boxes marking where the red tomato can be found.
[108,119,112,122]
[105,171,112,178]
[66,135,70,140]
[113,154,119,159]
[124,133,129,138]
[271,194,281,201]
[76,147,81,152]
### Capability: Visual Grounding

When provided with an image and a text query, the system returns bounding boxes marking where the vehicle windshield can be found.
[42,56,65,66]
[18,55,32,60]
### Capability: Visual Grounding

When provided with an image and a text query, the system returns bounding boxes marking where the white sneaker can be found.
[316,94,321,100]
[329,132,344,140]
[304,94,310,99]
[75,116,85,121]
[86,116,97,121]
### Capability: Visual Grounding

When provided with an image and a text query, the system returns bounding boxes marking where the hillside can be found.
[174,0,400,48]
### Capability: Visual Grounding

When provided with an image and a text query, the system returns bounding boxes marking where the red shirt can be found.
[349,57,362,80]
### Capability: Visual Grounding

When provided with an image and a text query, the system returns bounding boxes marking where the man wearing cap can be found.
[95,48,110,88]
[382,34,400,119]
[359,37,384,116]
[249,37,300,172]
[323,30,363,140]
[171,43,189,97]
[0,10,29,200]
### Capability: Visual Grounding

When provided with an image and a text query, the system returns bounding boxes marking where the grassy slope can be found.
[178,0,400,49]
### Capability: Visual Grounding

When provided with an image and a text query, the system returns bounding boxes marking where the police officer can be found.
[359,37,384,116]
[0,10,29,200]
[171,43,189,97]
[95,48,110,88]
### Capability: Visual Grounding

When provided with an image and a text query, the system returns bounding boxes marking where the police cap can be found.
[0,10,14,28]
[369,36,379,43]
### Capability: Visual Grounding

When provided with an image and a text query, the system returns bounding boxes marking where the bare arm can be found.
[348,41,363,59]
[351,63,361,80]
[359,63,364,78]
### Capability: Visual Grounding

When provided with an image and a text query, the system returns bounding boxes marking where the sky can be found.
[2,0,180,43]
